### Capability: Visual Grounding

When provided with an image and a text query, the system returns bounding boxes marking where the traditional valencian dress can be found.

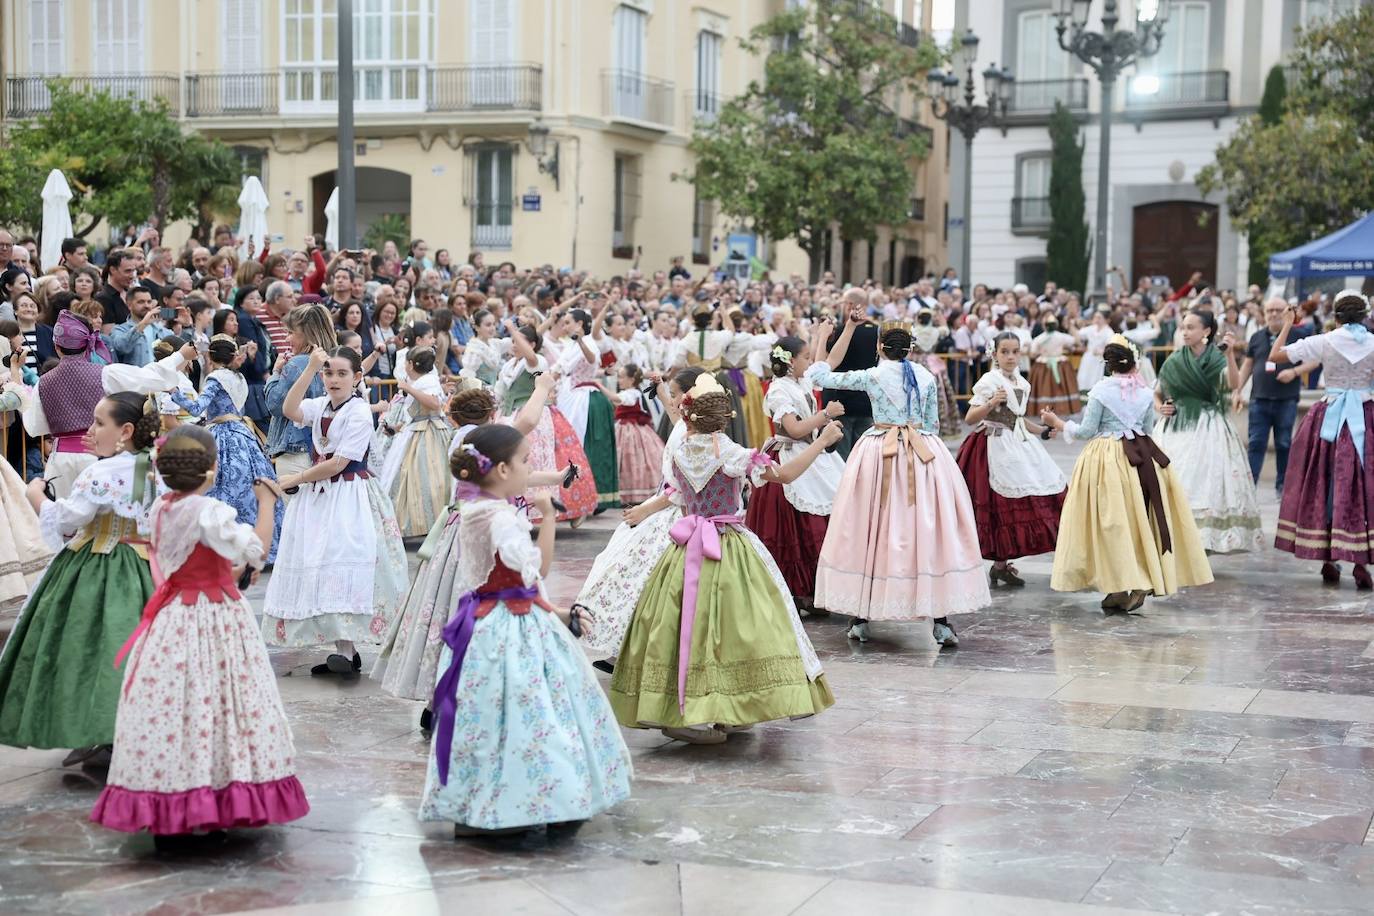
[611,387,665,506]
[577,423,685,658]
[459,336,508,387]
[1028,329,1079,415]
[911,324,960,437]
[0,385,53,612]
[497,356,598,522]
[91,493,308,834]
[609,431,833,729]
[419,496,631,830]
[722,332,774,449]
[954,368,1067,564]
[808,359,991,621]
[170,368,284,560]
[555,341,619,510]
[261,394,408,648]
[685,328,751,447]
[1155,345,1263,553]
[379,370,455,538]
[1077,323,1115,392]
[1274,323,1374,564]
[0,449,157,749]
[373,424,479,702]
[744,374,845,603]
[1051,373,1213,597]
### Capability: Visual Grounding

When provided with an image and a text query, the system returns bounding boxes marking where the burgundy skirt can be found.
[955,432,1065,562]
[1275,400,1374,562]
[745,478,829,603]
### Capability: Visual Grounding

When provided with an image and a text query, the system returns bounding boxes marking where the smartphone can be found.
[160,306,178,321]
[179,330,196,347]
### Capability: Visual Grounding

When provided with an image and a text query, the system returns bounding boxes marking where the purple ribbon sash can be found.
[668,514,742,713]
[432,584,540,785]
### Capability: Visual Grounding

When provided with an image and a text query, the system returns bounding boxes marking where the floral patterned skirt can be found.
[207,419,284,562]
[577,505,682,655]
[91,595,308,834]
[261,476,408,647]
[372,512,462,701]
[419,603,632,830]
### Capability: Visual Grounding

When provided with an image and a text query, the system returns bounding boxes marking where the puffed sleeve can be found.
[1281,333,1320,367]
[171,378,219,417]
[197,498,266,569]
[327,400,372,462]
[102,351,188,395]
[21,377,50,436]
[805,363,873,393]
[764,383,798,422]
[616,389,638,407]
[968,372,998,408]
[491,506,542,586]
[38,463,105,550]
[717,436,773,488]
[296,395,329,429]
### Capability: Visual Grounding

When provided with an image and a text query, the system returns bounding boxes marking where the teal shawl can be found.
[1157,344,1226,432]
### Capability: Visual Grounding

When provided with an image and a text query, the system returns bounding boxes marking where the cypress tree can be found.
[1045,101,1090,294]
[1258,65,1287,126]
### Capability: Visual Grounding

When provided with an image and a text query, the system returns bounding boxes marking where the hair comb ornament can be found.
[683,374,726,405]
[1108,332,1142,364]
[770,344,793,366]
[878,319,912,338]
[460,442,493,475]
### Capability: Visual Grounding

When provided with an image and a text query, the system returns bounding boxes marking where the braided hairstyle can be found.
[155,425,218,491]
[879,327,913,361]
[1335,292,1370,326]
[103,391,163,452]
[770,336,805,377]
[1103,342,1137,375]
[207,334,239,367]
[684,390,733,434]
[620,362,644,387]
[449,386,497,426]
[449,423,524,484]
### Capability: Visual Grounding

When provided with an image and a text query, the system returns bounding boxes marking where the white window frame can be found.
[1300,0,1361,27]
[612,4,648,120]
[1016,9,1072,84]
[222,0,264,109]
[1146,0,1209,75]
[92,0,144,75]
[29,0,64,75]
[281,0,433,114]
[1018,154,1051,200]
[469,0,519,106]
[471,146,514,250]
[694,30,722,120]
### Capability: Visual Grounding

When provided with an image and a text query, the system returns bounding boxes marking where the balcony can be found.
[603,70,675,130]
[186,73,281,117]
[1125,70,1230,123]
[908,197,926,222]
[896,117,934,146]
[1012,196,1052,233]
[428,65,542,112]
[896,22,922,48]
[5,73,178,119]
[1003,78,1090,124]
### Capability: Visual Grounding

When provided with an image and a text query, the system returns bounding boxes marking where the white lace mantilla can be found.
[671,433,769,494]
[454,498,543,597]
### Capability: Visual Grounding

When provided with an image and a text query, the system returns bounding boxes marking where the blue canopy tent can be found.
[1269,213,1374,296]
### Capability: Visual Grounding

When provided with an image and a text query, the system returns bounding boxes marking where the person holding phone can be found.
[109,287,176,367]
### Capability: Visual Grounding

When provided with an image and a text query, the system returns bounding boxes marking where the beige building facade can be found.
[2,0,946,282]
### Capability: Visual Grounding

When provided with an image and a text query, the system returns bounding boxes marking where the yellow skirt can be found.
[740,373,769,450]
[1050,438,1213,596]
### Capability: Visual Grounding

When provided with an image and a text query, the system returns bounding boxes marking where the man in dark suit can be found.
[823,288,879,459]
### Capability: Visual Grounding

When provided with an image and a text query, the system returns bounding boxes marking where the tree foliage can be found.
[1257,65,1286,127]
[363,212,411,252]
[0,82,241,239]
[1197,7,1374,286]
[1045,102,1090,294]
[689,0,941,280]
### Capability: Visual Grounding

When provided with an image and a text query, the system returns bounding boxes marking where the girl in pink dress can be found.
[91,425,308,849]
[809,312,991,646]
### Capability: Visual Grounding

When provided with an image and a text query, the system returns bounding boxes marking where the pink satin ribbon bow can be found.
[668,513,742,713]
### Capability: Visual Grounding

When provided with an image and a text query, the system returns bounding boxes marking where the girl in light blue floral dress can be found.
[170,334,283,560]
[419,423,632,838]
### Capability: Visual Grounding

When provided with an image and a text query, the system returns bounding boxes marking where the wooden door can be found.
[1131,201,1218,288]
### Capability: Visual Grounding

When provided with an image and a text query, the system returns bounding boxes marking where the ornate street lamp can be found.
[1055,0,1169,301]
[927,29,1013,288]
[527,119,560,190]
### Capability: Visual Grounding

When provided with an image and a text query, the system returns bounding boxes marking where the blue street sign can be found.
[522,193,542,212]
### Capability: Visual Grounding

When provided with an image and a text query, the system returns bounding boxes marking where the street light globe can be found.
[1137,0,1160,22]
[1132,73,1161,96]
[527,119,551,158]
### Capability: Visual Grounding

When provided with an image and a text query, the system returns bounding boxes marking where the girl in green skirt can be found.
[609,374,843,744]
[0,391,162,765]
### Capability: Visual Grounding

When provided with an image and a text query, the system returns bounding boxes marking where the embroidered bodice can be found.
[969,370,1031,429]
[460,336,508,384]
[1066,376,1157,441]
[1284,327,1374,397]
[806,360,938,430]
[557,340,600,386]
[38,449,161,552]
[667,432,771,517]
[496,356,547,412]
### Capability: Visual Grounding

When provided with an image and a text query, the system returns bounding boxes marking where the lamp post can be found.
[927,30,1013,290]
[1055,0,1169,302]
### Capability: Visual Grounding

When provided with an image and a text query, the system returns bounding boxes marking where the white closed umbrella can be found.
[40,169,73,273]
[323,186,340,252]
[236,176,270,259]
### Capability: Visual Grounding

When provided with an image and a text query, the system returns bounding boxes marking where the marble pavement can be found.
[4,438,1374,914]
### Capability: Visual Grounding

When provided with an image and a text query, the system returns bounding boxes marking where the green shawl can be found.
[1157,344,1226,431]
